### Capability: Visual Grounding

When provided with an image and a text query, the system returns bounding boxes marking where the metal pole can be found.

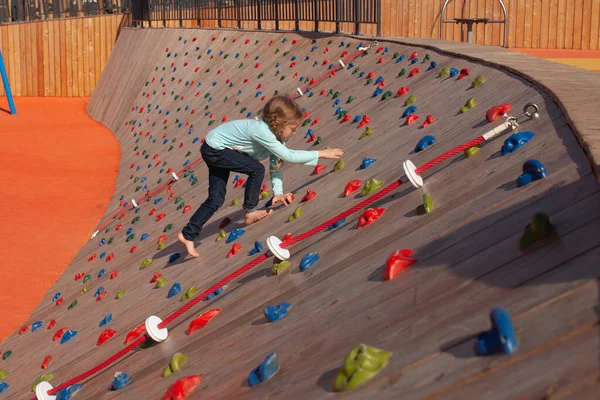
[257,0,261,30]
[354,0,359,35]
[294,0,299,31]
[0,51,17,115]
[313,0,318,32]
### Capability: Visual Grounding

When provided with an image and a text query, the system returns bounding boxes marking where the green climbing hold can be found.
[460,97,476,113]
[116,289,126,300]
[32,373,55,392]
[181,286,197,301]
[216,230,226,242]
[337,110,348,120]
[126,233,136,242]
[398,68,407,77]
[107,237,113,245]
[332,91,340,99]
[313,61,318,67]
[238,62,244,68]
[423,54,431,62]
[275,70,280,76]
[258,72,264,78]
[2,351,10,360]
[208,120,215,126]
[302,119,312,127]
[176,202,186,210]
[175,196,183,203]
[272,260,290,275]
[140,258,153,270]
[283,51,290,56]
[382,91,393,100]
[415,194,434,215]
[361,179,385,196]
[519,213,557,250]
[163,352,188,377]
[392,52,400,59]
[439,67,450,77]
[132,216,141,224]
[334,159,345,171]
[287,207,303,222]
[464,146,480,158]
[68,300,77,310]
[83,274,91,283]
[80,286,89,295]
[346,96,356,104]
[185,151,191,157]
[404,95,416,106]
[168,146,174,152]
[231,198,239,206]
[235,100,240,106]
[328,89,334,96]
[314,136,322,145]
[359,127,374,140]
[280,75,286,81]
[309,92,315,97]
[156,277,167,288]
[157,178,163,184]
[241,107,247,113]
[471,75,485,88]
[223,96,228,102]
[328,39,333,44]
[366,78,373,85]
[333,344,392,392]
[352,67,360,75]
[260,191,271,200]
[164,224,174,233]
[158,241,167,250]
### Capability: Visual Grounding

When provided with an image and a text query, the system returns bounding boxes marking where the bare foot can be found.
[177,232,199,258]
[245,209,273,225]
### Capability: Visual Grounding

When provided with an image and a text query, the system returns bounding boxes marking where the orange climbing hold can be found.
[384,249,417,280]
[227,243,242,258]
[357,208,386,228]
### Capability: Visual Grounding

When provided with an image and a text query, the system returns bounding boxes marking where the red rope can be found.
[34,132,491,399]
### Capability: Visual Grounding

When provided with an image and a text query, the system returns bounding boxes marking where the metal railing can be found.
[131,0,381,35]
[0,0,130,24]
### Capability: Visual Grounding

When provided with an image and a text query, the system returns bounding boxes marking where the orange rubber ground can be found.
[0,97,120,342]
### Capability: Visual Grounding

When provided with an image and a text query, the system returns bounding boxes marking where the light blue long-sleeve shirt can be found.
[204,119,319,195]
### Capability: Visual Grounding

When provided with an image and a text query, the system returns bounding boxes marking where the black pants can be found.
[181,141,265,241]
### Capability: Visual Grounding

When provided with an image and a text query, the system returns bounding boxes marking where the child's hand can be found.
[318,148,345,159]
[272,193,294,207]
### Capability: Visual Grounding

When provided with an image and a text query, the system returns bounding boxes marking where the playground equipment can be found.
[440,0,508,48]
[0,51,16,115]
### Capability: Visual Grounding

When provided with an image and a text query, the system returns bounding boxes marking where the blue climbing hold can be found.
[475,307,518,356]
[0,382,7,393]
[402,105,418,118]
[112,372,132,390]
[154,197,163,204]
[410,58,419,64]
[396,54,405,63]
[141,233,149,241]
[449,68,459,77]
[226,229,245,244]
[99,238,106,246]
[99,313,112,327]
[360,158,377,169]
[427,61,438,71]
[264,302,291,322]
[415,135,437,152]
[126,228,133,235]
[305,129,313,139]
[517,159,547,186]
[248,353,279,387]
[168,252,181,264]
[100,252,106,259]
[97,269,106,278]
[332,99,341,107]
[60,329,78,344]
[359,71,365,78]
[328,218,346,230]
[501,131,535,156]
[32,321,43,332]
[55,384,82,400]
[334,107,343,115]
[300,252,320,271]
[249,241,264,255]
[168,283,181,299]
[352,115,363,124]
[52,292,61,302]
[233,175,240,184]
[94,287,105,297]
[375,76,384,85]
[372,88,384,98]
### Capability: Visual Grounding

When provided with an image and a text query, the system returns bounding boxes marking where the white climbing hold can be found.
[403,159,424,188]
[266,235,290,261]
[90,230,100,240]
[131,199,139,208]
[35,381,56,400]
[171,172,179,181]
[296,88,303,96]
[338,59,346,68]
[145,315,168,343]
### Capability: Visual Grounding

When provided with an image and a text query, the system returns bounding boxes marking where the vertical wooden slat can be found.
[523,0,532,48]
[564,0,574,48]
[59,19,67,96]
[540,0,550,48]
[580,0,592,50]
[14,24,21,96]
[43,21,50,96]
[477,0,486,45]
[76,18,83,96]
[94,16,101,90]
[25,24,32,96]
[573,0,584,49]
[531,0,542,48]
[590,0,600,50]
[83,17,90,96]
[548,0,559,48]
[65,18,73,96]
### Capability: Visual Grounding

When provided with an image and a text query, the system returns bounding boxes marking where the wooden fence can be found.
[0,1,598,97]
[0,13,125,96]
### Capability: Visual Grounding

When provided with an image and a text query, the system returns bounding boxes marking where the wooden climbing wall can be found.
[1,28,598,398]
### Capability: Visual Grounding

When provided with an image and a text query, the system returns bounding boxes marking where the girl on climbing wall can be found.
[178,95,345,258]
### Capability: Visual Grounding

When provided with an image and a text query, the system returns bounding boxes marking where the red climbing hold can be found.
[486,104,512,122]
[408,68,420,77]
[96,290,107,302]
[97,329,117,346]
[358,115,371,128]
[243,78,249,83]
[313,165,327,175]
[307,134,316,143]
[384,249,417,280]
[88,254,96,262]
[322,59,329,65]
[158,234,168,243]
[409,51,418,60]
[130,246,137,253]
[406,114,420,125]
[53,328,69,342]
[292,39,298,44]
[19,324,30,335]
[188,309,221,335]
[319,89,326,95]
[150,272,162,283]
[367,72,376,79]
[396,87,410,97]
[245,39,250,44]
[256,83,263,89]
[163,375,202,399]
[234,179,246,188]
[110,271,118,279]
[377,80,386,88]
[301,189,317,202]
[357,208,386,228]
[125,324,145,344]
[55,298,63,306]
[219,217,231,229]
[341,114,352,123]
[458,68,471,79]
[47,320,56,330]
[156,213,167,222]
[106,253,114,262]
[344,180,362,197]
[268,40,274,46]
[376,47,384,54]
[227,243,242,258]
[41,355,52,369]
[183,205,192,213]
[74,272,85,281]
[377,57,386,64]
[283,233,293,242]
[421,115,434,128]
[255,63,261,68]
[311,117,320,126]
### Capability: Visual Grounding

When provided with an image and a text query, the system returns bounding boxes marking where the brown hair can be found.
[262,95,303,143]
